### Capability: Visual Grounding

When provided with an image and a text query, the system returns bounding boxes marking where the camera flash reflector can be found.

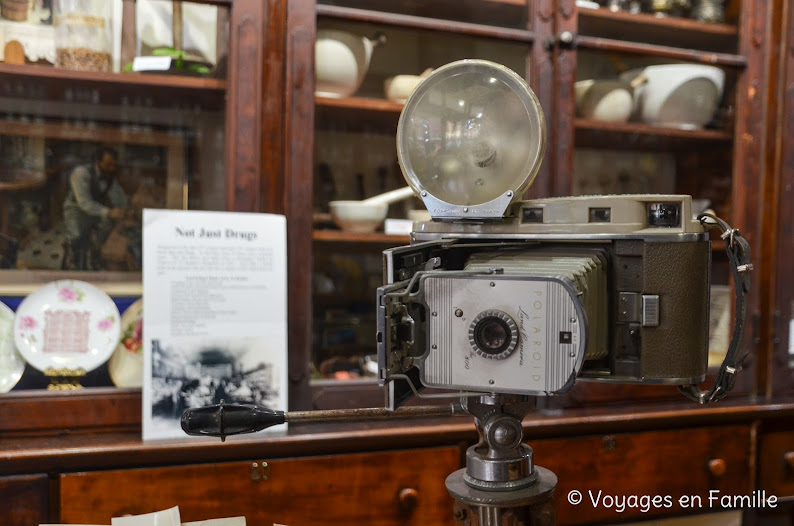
[397,60,546,220]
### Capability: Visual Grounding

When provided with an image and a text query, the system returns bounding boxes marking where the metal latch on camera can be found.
[618,292,660,327]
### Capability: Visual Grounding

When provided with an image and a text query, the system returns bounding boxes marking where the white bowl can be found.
[315,30,375,98]
[574,79,633,122]
[329,201,388,233]
[384,74,424,103]
[620,64,725,129]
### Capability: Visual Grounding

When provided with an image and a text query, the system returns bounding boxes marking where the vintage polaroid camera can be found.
[377,60,751,409]
[180,60,751,525]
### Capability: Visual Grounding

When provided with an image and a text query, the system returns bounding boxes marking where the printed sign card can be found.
[142,210,287,440]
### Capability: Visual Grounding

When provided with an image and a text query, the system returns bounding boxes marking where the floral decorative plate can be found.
[14,280,121,373]
[0,301,25,393]
[109,298,143,388]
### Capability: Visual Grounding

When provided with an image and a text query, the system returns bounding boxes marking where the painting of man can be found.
[63,146,129,270]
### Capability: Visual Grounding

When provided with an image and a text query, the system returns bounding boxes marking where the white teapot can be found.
[315,30,386,98]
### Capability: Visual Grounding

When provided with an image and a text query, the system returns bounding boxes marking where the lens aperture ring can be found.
[469,310,519,360]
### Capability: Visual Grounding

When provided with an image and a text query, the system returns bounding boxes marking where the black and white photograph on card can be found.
[142,209,288,441]
[148,336,282,437]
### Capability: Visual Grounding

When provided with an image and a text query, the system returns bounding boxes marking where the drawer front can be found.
[530,425,752,525]
[60,446,459,526]
[759,430,794,497]
[0,474,49,526]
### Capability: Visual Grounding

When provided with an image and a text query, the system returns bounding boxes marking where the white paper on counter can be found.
[182,518,245,526]
[40,508,246,526]
[111,506,180,526]
[141,210,288,441]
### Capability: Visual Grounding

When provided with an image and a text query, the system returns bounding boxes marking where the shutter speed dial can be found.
[469,310,519,360]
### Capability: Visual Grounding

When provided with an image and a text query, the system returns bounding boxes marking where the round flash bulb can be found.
[397,60,546,217]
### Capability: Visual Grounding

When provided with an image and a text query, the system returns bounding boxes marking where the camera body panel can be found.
[377,195,711,404]
[419,273,586,395]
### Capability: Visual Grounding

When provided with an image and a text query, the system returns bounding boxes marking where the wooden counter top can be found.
[2,395,793,476]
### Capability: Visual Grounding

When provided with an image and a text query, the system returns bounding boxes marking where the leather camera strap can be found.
[678,213,753,404]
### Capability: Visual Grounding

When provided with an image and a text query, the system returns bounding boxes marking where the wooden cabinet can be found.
[59,446,459,526]
[1,401,793,526]
[282,0,775,409]
[0,1,790,525]
[753,422,794,526]
[0,474,49,526]
[769,0,794,398]
[0,0,285,280]
[299,0,539,398]
[553,0,770,404]
[0,1,286,390]
[532,425,752,524]
[758,430,794,499]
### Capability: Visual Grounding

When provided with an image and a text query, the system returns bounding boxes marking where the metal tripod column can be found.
[447,395,557,526]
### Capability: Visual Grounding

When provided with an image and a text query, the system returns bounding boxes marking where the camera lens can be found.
[476,318,511,353]
[469,310,518,360]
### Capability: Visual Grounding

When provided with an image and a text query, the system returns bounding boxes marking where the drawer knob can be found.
[784,451,794,470]
[398,487,419,511]
[708,458,727,477]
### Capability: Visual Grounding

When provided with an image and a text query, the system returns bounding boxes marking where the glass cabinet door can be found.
[0,0,234,392]
[284,0,771,409]
[771,0,794,398]
[310,0,538,397]
[549,0,766,404]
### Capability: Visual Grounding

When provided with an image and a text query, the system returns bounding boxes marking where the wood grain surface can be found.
[59,446,460,526]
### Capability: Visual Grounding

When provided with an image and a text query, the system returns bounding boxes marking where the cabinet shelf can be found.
[317,3,533,42]
[575,118,733,150]
[313,230,409,245]
[315,96,403,132]
[0,63,226,110]
[316,96,403,113]
[0,63,226,91]
[575,35,746,68]
[578,8,738,53]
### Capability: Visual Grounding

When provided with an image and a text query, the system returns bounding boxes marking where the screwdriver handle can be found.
[181,401,285,441]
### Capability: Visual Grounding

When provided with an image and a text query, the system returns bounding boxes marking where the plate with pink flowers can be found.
[14,280,121,373]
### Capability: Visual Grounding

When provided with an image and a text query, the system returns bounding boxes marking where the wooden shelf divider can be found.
[313,230,409,244]
[575,118,734,150]
[578,8,738,53]
[316,96,404,113]
[316,4,534,42]
[579,8,737,36]
[0,63,226,92]
[315,96,403,132]
[575,35,746,67]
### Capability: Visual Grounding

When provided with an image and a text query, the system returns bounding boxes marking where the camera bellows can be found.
[465,247,608,361]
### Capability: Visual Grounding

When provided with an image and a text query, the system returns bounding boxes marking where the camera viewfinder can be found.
[647,203,681,227]
[522,207,544,223]
[589,208,612,223]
